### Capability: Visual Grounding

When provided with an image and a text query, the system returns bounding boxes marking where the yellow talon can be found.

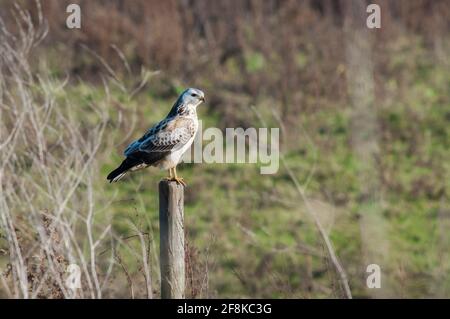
[171,166,186,186]
[171,177,186,186]
[163,168,173,181]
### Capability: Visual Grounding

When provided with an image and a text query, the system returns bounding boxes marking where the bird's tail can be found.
[107,157,141,183]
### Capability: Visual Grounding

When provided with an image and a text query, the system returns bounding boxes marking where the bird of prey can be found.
[107,88,205,185]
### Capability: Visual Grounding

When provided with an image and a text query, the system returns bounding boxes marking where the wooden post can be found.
[159,180,185,299]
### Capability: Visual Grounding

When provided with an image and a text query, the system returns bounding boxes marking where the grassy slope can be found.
[57,38,450,298]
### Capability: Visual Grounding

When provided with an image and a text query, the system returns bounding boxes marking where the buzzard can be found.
[107,88,205,185]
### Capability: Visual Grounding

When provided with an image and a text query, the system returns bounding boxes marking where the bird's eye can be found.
[191,93,198,97]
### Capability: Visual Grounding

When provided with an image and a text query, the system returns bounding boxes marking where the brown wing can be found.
[124,117,195,165]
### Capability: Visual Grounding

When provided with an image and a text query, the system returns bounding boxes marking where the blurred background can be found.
[0,0,449,298]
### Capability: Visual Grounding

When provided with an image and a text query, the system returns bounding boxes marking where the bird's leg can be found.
[171,166,186,186]
[163,168,173,181]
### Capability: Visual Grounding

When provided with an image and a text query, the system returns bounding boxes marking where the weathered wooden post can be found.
[159,180,185,299]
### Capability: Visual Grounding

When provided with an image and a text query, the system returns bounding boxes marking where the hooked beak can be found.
[200,96,205,103]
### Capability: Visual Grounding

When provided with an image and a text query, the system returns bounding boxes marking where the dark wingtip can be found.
[107,169,119,182]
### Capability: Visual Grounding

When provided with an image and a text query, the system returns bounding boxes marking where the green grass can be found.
[42,37,450,298]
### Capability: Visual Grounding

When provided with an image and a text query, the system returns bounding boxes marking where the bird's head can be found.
[179,88,205,108]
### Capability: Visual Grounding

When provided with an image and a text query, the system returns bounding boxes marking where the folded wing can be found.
[126,117,195,158]
[107,117,195,182]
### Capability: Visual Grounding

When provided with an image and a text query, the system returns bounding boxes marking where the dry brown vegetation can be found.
[5,1,449,118]
[0,1,449,298]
